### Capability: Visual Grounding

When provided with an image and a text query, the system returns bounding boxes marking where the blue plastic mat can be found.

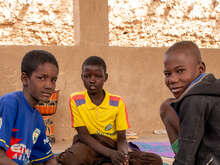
[129,141,175,158]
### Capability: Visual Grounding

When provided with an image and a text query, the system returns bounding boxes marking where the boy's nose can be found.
[168,74,179,84]
[45,80,55,89]
[89,75,96,83]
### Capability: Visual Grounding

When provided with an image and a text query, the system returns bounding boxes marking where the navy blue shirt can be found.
[0,91,53,164]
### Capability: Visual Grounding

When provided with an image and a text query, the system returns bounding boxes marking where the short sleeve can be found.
[69,95,85,128]
[116,99,130,131]
[30,123,53,164]
[0,98,17,151]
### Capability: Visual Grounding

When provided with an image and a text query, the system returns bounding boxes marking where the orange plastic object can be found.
[36,90,59,115]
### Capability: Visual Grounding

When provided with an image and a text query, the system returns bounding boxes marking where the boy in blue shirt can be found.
[0,50,59,165]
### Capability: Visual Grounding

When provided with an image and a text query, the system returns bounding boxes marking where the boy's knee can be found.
[129,151,163,165]
[57,142,97,165]
[142,152,163,165]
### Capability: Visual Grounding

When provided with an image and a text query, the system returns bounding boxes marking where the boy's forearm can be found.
[117,130,128,154]
[117,138,129,164]
[117,140,128,154]
[0,148,18,165]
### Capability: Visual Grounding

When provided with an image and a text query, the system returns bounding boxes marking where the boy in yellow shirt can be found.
[58,56,162,165]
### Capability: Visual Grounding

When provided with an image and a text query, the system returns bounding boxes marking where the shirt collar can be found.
[85,90,109,110]
[189,73,207,87]
[173,73,207,102]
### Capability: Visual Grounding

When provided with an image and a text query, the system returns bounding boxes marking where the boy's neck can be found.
[23,89,38,108]
[88,90,105,106]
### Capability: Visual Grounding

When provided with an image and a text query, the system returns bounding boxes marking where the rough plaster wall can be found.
[109,0,220,48]
[0,0,74,46]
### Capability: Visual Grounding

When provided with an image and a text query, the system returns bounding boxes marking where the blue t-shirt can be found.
[0,91,54,165]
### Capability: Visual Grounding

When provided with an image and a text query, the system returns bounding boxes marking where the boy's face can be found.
[164,52,204,98]
[22,62,58,104]
[81,65,107,95]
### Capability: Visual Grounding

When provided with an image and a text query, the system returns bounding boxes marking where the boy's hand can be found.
[109,150,126,165]
[0,148,18,165]
[124,154,129,165]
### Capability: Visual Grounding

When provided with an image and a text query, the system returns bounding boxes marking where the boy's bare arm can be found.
[0,148,18,165]
[117,130,128,154]
[160,98,179,128]
[117,130,129,164]
[44,157,58,165]
[76,126,125,165]
[160,98,179,144]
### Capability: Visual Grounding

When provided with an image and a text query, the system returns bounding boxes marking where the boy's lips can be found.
[41,92,52,98]
[89,85,97,90]
[170,87,183,94]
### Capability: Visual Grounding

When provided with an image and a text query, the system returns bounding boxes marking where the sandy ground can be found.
[51,133,174,164]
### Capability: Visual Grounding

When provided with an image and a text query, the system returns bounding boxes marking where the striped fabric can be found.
[109,96,120,107]
[72,95,85,107]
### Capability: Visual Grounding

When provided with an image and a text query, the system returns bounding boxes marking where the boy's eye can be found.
[38,76,45,80]
[83,74,90,78]
[164,72,171,77]
[51,78,57,83]
[95,74,103,78]
[177,69,185,74]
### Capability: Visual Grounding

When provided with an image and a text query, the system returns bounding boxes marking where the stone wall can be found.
[0,0,219,47]
[0,0,74,46]
[109,0,220,48]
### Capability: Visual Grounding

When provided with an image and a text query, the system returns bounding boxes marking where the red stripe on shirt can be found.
[69,96,74,127]
[110,96,120,101]
[121,99,130,128]
[72,95,85,101]
[124,104,130,128]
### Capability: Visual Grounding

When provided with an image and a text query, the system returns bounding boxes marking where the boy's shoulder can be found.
[70,91,86,100]
[107,92,123,107]
[69,90,126,107]
[186,74,219,98]
[173,74,220,108]
[0,91,24,115]
[69,91,86,107]
[107,92,122,100]
[0,91,22,104]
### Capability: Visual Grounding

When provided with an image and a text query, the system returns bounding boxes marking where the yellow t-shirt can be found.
[69,90,130,141]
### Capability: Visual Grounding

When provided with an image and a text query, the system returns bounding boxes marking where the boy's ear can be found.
[199,61,206,73]
[21,72,29,86]
[104,73,108,81]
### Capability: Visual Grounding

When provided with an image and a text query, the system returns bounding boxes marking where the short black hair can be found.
[21,50,59,76]
[166,41,202,63]
[82,56,107,73]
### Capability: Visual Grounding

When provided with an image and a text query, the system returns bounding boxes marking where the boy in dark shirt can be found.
[160,41,220,164]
